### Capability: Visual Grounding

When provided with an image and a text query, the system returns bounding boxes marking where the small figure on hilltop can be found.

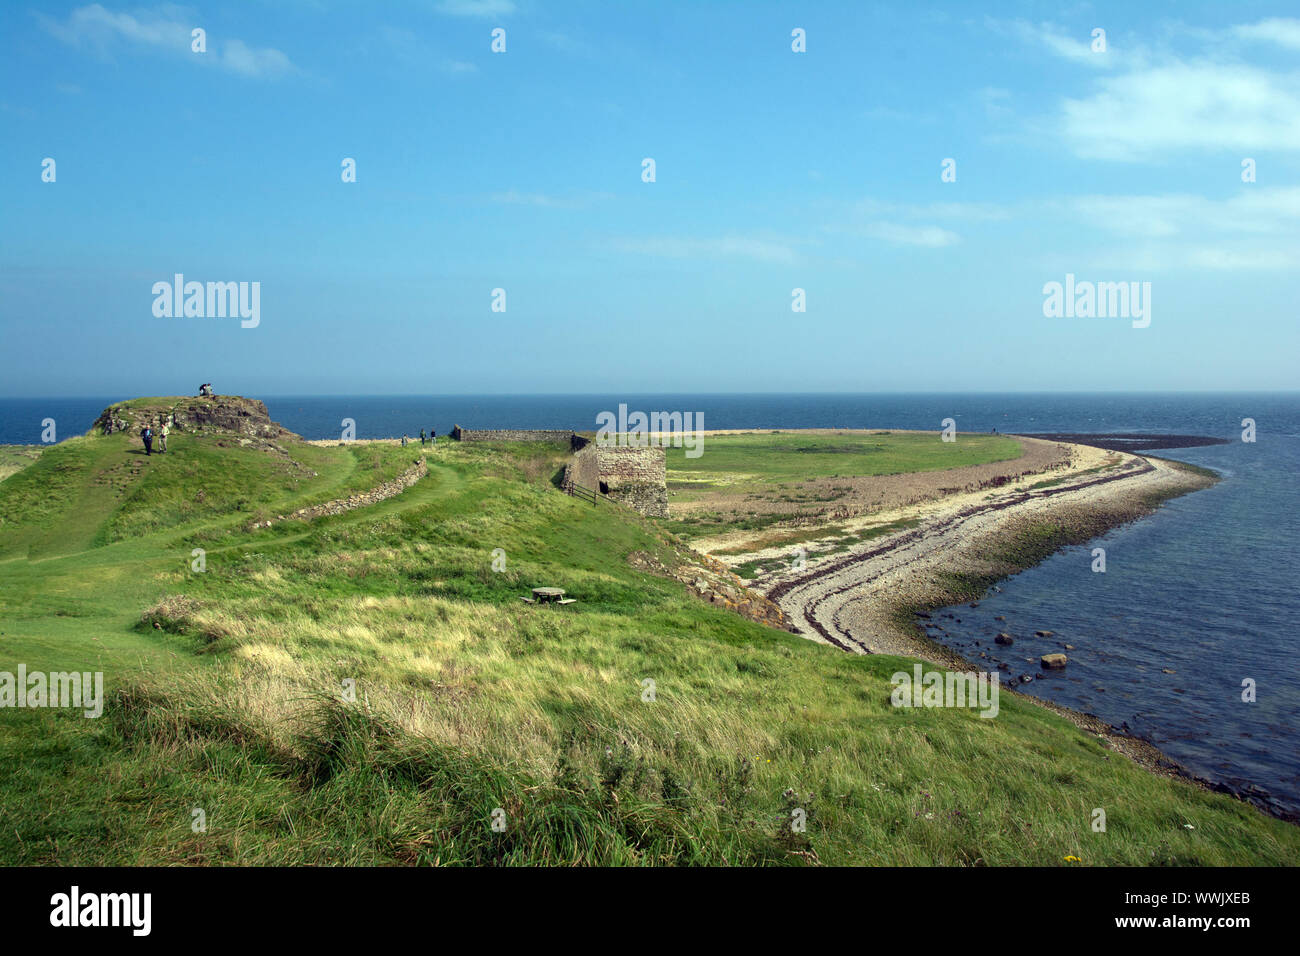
[198,383,213,398]
[430,428,436,446]
[401,434,409,447]
[141,423,154,456]
[158,417,170,453]
[419,428,426,446]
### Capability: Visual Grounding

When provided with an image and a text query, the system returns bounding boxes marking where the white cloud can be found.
[997,17,1300,160]
[1232,18,1300,51]
[40,4,295,78]
[1060,61,1300,159]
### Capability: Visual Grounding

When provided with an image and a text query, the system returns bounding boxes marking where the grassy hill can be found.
[0,412,1296,865]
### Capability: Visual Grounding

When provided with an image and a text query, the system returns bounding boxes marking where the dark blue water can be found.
[3,392,1296,813]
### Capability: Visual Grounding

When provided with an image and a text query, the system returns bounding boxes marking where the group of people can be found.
[401,428,437,448]
[140,416,172,456]
[198,383,214,397]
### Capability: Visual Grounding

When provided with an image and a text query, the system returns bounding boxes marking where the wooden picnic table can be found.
[532,587,565,603]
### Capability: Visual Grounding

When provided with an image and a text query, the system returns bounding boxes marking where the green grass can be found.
[664,431,1023,539]
[666,431,1022,494]
[0,430,1294,865]
[0,444,43,482]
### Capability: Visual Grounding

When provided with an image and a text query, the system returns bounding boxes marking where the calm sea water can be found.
[3,392,1296,813]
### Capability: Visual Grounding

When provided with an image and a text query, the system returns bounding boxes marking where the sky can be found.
[1,0,1298,397]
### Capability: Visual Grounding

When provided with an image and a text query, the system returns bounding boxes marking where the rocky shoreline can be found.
[701,436,1296,822]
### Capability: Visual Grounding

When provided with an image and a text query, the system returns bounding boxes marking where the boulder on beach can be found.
[1041,653,1068,670]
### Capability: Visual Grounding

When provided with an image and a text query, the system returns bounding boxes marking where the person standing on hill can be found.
[159,418,170,453]
[141,424,154,456]
[430,428,436,446]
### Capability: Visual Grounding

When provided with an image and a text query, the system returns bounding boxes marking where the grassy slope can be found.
[0,433,1295,865]
[0,445,43,482]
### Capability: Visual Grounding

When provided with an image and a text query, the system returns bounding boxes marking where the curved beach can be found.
[702,437,1223,789]
[760,448,1210,661]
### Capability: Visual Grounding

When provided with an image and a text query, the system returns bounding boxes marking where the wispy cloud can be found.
[370,26,477,74]
[612,235,800,264]
[435,0,514,18]
[1232,17,1300,51]
[1060,61,1300,160]
[855,198,1010,223]
[1060,187,1300,269]
[490,190,613,208]
[39,4,296,78]
[837,198,1008,248]
[857,222,960,248]
[992,16,1300,161]
[991,19,1119,68]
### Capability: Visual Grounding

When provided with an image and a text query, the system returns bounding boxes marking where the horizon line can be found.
[3,389,1299,401]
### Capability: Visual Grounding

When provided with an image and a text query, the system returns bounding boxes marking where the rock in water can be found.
[995,633,1014,646]
[1041,653,1068,670]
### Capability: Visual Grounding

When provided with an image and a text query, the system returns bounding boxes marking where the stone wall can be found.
[564,443,601,491]
[597,446,668,517]
[563,444,668,517]
[450,425,576,444]
[249,457,429,528]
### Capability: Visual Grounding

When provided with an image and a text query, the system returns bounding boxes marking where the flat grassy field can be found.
[1,428,1295,865]
[665,430,1023,540]
[668,431,1022,491]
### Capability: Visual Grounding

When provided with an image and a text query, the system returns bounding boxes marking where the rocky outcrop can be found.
[95,396,295,444]
[628,548,790,631]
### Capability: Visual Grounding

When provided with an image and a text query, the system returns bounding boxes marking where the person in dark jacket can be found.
[419,429,426,446]
[141,425,154,456]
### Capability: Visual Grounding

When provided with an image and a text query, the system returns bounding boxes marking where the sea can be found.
[2,392,1296,815]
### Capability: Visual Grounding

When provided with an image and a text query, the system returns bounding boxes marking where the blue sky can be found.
[2,0,1298,396]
